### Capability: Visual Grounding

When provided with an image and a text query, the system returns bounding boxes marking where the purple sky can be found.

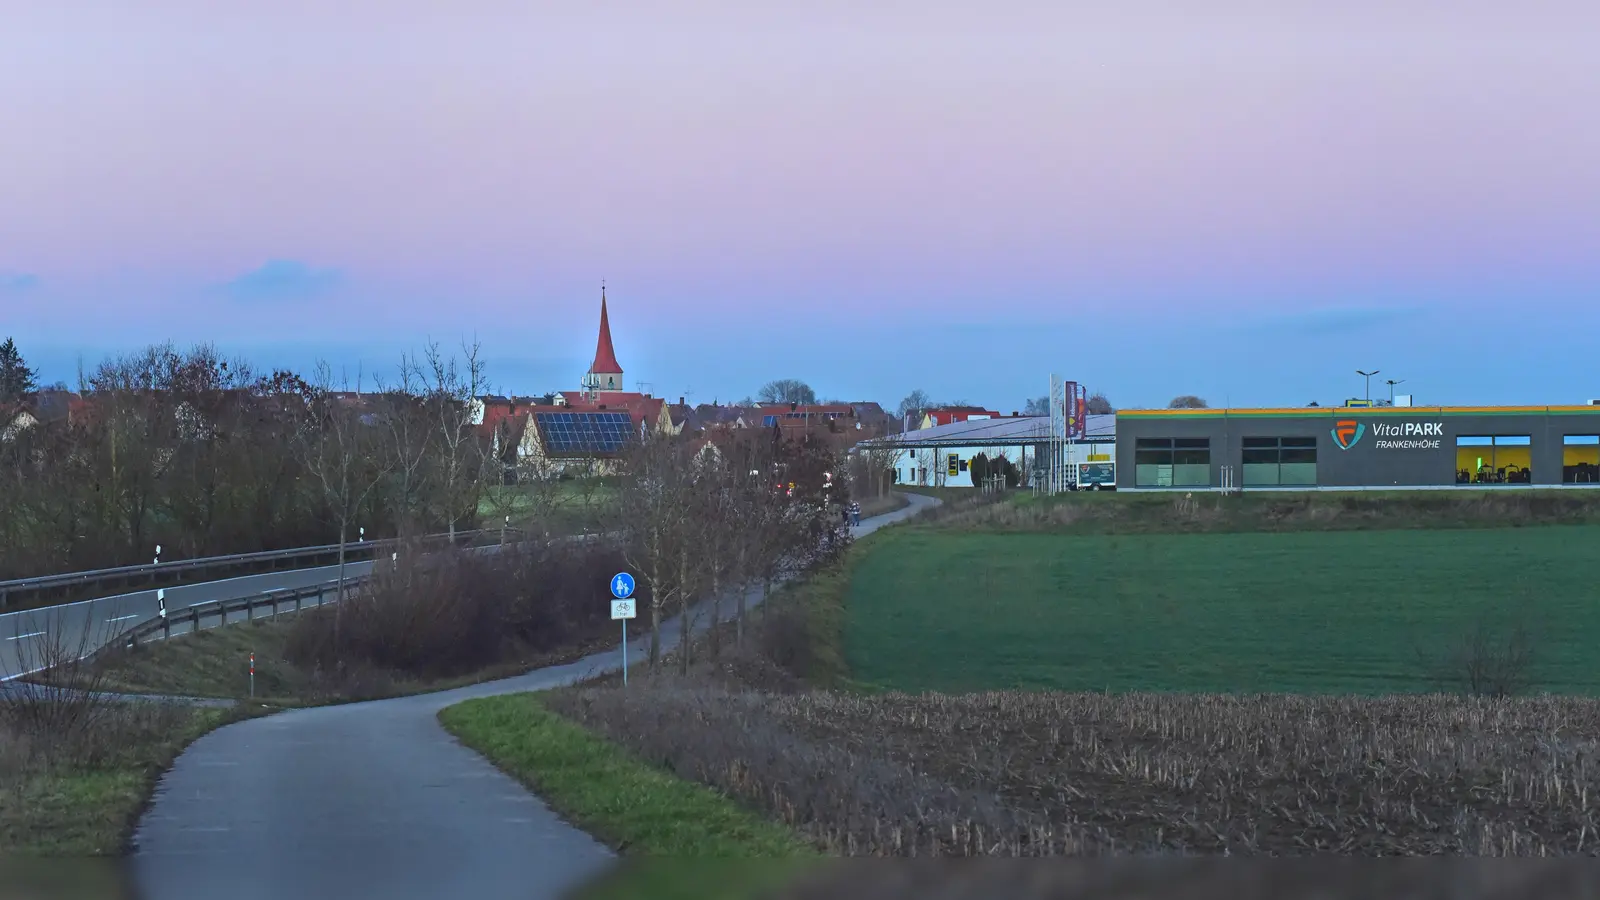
[3,1,1598,410]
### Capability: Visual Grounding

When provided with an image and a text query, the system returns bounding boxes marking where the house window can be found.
[1564,435,1600,483]
[1241,437,1318,486]
[1455,435,1532,484]
[1134,437,1210,487]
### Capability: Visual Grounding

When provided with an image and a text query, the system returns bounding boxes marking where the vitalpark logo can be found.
[1331,419,1365,450]
[1332,419,1443,451]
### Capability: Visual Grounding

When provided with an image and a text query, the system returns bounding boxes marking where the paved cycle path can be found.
[129,493,936,900]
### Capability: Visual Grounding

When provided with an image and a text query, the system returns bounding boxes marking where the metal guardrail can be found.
[101,528,619,653]
[114,578,358,650]
[0,528,513,611]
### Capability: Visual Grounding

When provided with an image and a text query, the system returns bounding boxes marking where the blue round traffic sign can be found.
[610,572,636,599]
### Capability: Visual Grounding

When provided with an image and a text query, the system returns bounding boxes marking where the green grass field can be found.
[845,525,1600,695]
[477,481,618,532]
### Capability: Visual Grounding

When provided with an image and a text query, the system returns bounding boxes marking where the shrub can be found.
[283,537,638,681]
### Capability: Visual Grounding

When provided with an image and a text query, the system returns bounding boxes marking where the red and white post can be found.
[249,652,255,698]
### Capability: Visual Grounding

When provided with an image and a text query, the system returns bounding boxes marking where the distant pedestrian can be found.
[848,501,861,527]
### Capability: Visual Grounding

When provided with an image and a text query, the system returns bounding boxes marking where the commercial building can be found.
[857,414,1116,488]
[1114,406,1600,490]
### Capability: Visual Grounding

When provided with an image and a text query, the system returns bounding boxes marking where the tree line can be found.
[619,424,851,669]
[0,339,494,581]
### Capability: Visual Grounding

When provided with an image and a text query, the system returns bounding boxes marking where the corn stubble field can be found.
[548,683,1600,858]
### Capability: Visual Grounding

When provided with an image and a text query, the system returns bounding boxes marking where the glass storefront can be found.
[1134,438,1210,487]
[1454,435,1532,484]
[1241,436,1318,486]
[1565,435,1600,483]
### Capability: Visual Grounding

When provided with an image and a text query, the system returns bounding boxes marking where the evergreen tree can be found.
[970,453,990,485]
[0,337,37,404]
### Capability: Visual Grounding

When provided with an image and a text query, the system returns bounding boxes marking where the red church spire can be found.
[590,285,622,376]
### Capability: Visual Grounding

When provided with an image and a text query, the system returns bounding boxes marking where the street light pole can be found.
[1357,369,1380,403]
[1386,378,1405,404]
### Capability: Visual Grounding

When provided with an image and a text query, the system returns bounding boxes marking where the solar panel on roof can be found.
[534,411,634,454]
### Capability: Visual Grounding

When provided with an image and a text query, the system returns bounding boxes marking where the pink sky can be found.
[3,1,1597,406]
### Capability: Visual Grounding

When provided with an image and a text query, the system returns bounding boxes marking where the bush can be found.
[282,537,639,681]
[1419,618,1538,699]
[0,609,195,777]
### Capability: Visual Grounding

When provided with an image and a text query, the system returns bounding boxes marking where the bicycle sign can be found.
[610,599,636,620]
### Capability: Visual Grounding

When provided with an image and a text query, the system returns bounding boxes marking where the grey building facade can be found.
[1115,406,1600,490]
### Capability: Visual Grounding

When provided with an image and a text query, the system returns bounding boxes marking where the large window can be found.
[1565,435,1600,483]
[1241,436,1318,486]
[1134,437,1210,487]
[1455,435,1532,484]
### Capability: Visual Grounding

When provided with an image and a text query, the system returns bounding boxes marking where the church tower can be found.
[581,285,624,399]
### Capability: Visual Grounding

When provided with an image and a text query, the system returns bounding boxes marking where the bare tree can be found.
[374,353,436,537]
[679,441,739,665]
[898,389,933,418]
[1420,619,1538,699]
[1086,393,1114,414]
[618,437,696,666]
[296,363,394,639]
[1168,395,1208,409]
[564,452,617,534]
[424,340,492,539]
[758,379,817,406]
[722,439,776,648]
[855,441,902,500]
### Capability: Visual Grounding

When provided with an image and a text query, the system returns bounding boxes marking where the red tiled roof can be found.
[474,399,522,440]
[925,407,1001,426]
[589,289,622,375]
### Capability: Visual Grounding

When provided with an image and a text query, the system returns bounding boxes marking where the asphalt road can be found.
[129,493,938,900]
[0,559,378,682]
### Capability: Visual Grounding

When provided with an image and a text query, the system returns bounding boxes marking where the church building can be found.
[479,287,671,478]
[578,286,626,400]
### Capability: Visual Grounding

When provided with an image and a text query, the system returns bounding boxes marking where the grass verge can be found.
[439,694,812,856]
[44,617,615,707]
[0,702,265,856]
[940,487,1600,535]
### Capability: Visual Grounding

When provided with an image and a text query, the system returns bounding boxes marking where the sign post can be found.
[249,652,255,698]
[609,572,637,686]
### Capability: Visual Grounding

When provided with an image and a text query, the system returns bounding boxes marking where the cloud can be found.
[1246,305,1425,337]
[224,259,341,300]
[0,270,39,291]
